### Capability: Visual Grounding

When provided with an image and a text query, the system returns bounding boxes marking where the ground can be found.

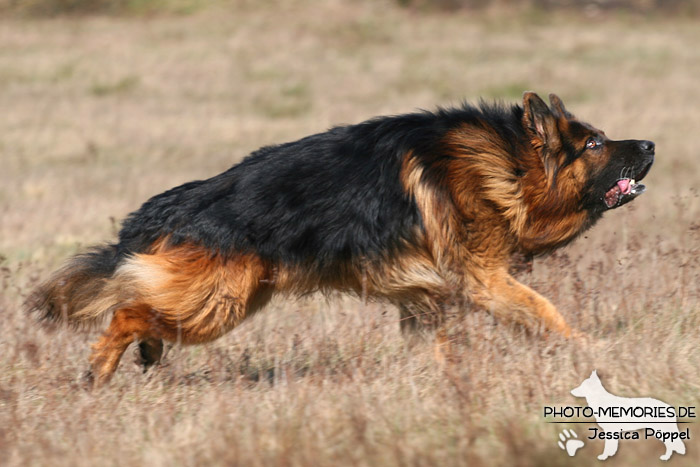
[0,2,699,465]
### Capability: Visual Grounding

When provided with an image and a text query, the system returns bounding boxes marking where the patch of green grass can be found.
[481,82,531,100]
[90,75,140,97]
[51,62,77,82]
[124,0,205,16]
[392,66,466,102]
[253,82,312,118]
[245,67,287,83]
[338,18,394,46]
[2,0,210,16]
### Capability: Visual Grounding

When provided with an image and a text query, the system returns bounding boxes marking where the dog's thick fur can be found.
[28,92,654,385]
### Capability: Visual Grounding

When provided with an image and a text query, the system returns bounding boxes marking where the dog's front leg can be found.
[470,268,573,338]
[598,436,619,460]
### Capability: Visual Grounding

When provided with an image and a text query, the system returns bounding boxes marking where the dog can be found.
[28,92,654,386]
[571,370,686,460]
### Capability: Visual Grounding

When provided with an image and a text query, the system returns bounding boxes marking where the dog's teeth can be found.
[631,179,636,185]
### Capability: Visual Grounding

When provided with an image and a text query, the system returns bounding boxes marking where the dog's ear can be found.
[591,369,599,380]
[523,92,559,146]
[549,93,573,119]
[523,91,561,183]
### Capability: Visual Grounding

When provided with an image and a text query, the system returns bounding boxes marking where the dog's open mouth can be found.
[603,162,653,209]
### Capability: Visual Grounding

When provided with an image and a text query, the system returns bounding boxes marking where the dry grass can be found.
[1,1,699,465]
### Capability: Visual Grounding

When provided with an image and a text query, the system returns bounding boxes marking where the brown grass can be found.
[1,2,699,465]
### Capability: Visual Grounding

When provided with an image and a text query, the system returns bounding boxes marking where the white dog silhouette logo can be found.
[571,370,687,461]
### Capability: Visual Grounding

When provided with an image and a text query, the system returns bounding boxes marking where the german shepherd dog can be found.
[28,93,654,386]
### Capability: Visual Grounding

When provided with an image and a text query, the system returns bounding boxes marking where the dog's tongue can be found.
[617,179,632,195]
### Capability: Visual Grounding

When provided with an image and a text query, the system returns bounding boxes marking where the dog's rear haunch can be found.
[28,92,654,386]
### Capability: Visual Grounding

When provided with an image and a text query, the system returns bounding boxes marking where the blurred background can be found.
[1,1,698,465]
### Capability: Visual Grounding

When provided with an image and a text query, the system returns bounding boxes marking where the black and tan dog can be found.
[28,92,654,385]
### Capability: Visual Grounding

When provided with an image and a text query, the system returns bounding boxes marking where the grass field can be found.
[1,1,699,465]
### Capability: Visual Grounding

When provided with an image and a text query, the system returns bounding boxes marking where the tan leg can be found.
[472,269,572,337]
[88,306,152,387]
[120,246,271,345]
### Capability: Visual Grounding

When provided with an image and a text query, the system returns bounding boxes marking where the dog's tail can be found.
[27,244,123,328]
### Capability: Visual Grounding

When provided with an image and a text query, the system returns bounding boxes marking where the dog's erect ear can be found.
[523,92,560,183]
[591,370,599,380]
[523,92,559,147]
[549,93,573,119]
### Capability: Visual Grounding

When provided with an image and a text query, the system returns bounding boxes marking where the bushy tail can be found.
[27,244,123,328]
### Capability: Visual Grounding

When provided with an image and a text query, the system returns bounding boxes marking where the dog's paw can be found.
[557,428,584,456]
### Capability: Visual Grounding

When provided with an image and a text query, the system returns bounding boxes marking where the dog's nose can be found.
[639,140,655,154]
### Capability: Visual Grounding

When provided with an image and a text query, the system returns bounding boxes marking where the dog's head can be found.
[571,370,603,398]
[522,92,654,214]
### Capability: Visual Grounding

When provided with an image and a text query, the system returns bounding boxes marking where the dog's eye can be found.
[585,138,601,150]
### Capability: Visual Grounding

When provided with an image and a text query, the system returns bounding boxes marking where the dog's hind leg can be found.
[394,293,457,365]
[395,290,449,338]
[398,303,437,337]
[661,436,686,460]
[672,437,687,456]
[88,305,153,387]
[398,304,421,339]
